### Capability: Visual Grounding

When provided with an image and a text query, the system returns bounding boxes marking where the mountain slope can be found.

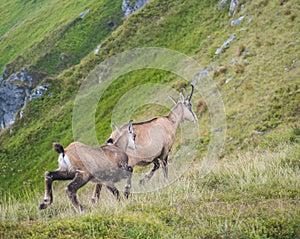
[0,0,299,238]
[0,0,123,73]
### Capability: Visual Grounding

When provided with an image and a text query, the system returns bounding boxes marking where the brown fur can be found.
[39,121,135,214]
[108,85,197,185]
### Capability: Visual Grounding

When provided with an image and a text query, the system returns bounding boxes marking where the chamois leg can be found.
[91,183,102,204]
[65,172,91,214]
[39,170,75,210]
[161,155,169,180]
[124,166,133,199]
[106,185,120,200]
[139,158,160,185]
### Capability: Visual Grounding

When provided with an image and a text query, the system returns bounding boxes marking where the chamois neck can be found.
[168,103,183,128]
[114,134,128,152]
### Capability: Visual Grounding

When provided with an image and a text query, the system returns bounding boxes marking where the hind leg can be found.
[65,171,91,214]
[106,185,120,200]
[91,183,102,204]
[161,155,169,180]
[39,170,75,210]
[124,166,133,199]
[139,158,160,185]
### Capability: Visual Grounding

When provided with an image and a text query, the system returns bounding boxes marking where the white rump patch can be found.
[58,153,71,170]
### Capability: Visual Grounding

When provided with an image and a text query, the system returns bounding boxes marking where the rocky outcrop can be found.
[122,0,149,17]
[0,68,47,130]
[218,0,229,11]
[231,16,245,26]
[0,82,27,129]
[215,34,236,55]
[79,9,89,19]
[218,0,242,16]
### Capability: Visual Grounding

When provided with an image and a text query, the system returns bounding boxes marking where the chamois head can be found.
[169,84,198,122]
[109,120,136,150]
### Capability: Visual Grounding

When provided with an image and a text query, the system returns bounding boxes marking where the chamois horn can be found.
[188,84,194,102]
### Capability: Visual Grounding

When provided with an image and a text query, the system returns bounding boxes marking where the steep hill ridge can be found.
[0,0,124,130]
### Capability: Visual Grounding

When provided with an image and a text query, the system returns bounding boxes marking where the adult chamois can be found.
[107,84,197,190]
[39,120,136,214]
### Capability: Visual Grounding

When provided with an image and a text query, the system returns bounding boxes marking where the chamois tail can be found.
[53,142,64,155]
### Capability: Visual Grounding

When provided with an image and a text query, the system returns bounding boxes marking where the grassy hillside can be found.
[0,0,123,75]
[0,0,299,238]
[1,144,299,238]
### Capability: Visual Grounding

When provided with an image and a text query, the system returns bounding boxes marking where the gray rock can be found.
[0,68,48,130]
[229,0,241,16]
[30,83,49,99]
[122,0,149,17]
[0,82,27,130]
[253,130,264,135]
[94,44,102,55]
[218,0,242,16]
[231,16,245,26]
[231,58,238,63]
[79,9,89,19]
[215,34,236,55]
[218,0,229,11]
[225,77,233,84]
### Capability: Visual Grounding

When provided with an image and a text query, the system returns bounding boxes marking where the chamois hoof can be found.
[77,205,85,214]
[39,202,48,210]
[124,191,130,199]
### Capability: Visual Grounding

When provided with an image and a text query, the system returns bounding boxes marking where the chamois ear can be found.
[127,120,133,133]
[113,120,121,133]
[168,95,177,105]
[53,142,64,155]
[179,92,185,103]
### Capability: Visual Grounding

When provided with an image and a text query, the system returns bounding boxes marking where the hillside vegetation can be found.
[1,0,300,238]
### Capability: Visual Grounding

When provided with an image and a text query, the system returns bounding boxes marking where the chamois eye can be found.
[185,102,192,110]
[107,138,113,144]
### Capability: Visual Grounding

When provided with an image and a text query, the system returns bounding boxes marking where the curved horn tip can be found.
[189,83,195,91]
[188,83,195,101]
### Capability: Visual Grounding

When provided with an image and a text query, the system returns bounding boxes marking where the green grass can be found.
[0,0,300,238]
[1,143,299,238]
[0,0,123,74]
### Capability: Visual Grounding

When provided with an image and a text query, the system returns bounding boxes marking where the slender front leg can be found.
[39,170,75,210]
[161,155,169,180]
[139,158,160,185]
[106,185,120,200]
[65,171,91,214]
[124,166,133,198]
[91,183,102,204]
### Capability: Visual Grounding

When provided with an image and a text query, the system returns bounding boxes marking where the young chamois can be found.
[107,84,197,190]
[39,120,136,214]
